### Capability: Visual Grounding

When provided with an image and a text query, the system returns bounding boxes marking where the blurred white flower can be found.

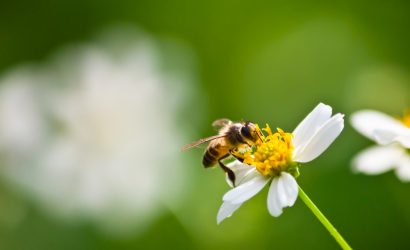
[218,103,344,224]
[0,27,198,234]
[351,110,410,181]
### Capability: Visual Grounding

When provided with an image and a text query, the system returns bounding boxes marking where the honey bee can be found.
[181,119,262,185]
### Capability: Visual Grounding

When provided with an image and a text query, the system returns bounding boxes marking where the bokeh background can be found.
[0,0,410,249]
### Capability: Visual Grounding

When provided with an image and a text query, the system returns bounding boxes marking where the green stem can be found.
[298,186,352,250]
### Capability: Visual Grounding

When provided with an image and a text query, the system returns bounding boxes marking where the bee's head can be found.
[241,121,262,144]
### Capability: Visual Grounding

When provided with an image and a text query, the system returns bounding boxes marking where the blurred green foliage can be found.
[0,0,410,249]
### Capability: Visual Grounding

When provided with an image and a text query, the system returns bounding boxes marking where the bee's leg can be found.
[218,154,236,187]
[230,149,244,163]
[232,154,244,163]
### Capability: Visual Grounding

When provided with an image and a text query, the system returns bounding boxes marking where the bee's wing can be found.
[181,135,227,152]
[212,118,232,130]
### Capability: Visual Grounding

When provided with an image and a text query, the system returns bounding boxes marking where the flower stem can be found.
[298,186,352,250]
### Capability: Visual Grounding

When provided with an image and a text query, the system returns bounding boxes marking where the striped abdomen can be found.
[202,141,229,167]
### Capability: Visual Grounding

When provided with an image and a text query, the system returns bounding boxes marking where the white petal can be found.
[373,129,410,148]
[395,154,410,182]
[267,177,282,216]
[223,174,269,204]
[293,113,344,163]
[217,201,242,224]
[277,173,298,207]
[225,160,259,187]
[267,173,298,217]
[352,145,403,174]
[350,110,409,142]
[394,135,410,148]
[292,103,332,149]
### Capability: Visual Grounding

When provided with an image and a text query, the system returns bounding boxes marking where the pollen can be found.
[244,125,294,177]
[401,110,410,128]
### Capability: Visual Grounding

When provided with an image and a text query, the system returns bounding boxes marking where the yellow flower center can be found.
[244,125,295,177]
[401,110,410,128]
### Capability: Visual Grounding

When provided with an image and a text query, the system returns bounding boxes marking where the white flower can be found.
[0,27,197,234]
[217,103,344,224]
[351,110,410,181]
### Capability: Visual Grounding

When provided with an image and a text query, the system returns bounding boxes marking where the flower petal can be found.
[352,145,403,175]
[373,129,410,148]
[223,174,269,204]
[395,154,410,182]
[293,113,344,163]
[267,177,282,216]
[350,110,408,142]
[276,173,298,207]
[225,160,259,187]
[267,173,298,217]
[217,201,242,224]
[292,103,332,149]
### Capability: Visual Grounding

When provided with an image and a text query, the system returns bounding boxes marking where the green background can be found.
[0,0,410,249]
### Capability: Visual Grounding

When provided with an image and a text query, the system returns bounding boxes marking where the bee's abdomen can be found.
[203,146,226,167]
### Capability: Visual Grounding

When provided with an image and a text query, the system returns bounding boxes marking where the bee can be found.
[181,119,262,185]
